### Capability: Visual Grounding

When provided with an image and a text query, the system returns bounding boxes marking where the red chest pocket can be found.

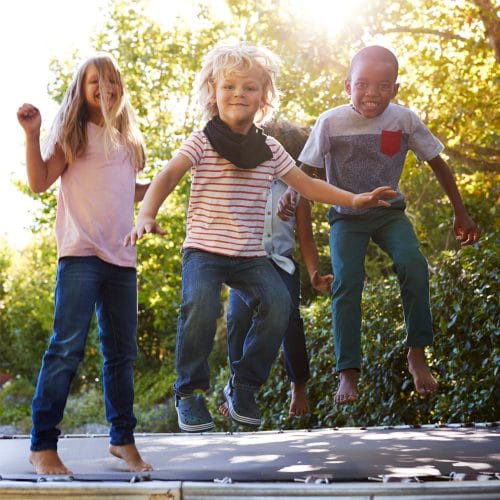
[380,130,402,157]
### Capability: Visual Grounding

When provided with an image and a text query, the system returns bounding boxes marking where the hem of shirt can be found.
[57,250,137,269]
[183,243,267,259]
[417,144,444,163]
[296,156,324,169]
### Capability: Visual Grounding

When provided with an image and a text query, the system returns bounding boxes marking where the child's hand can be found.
[17,103,42,135]
[454,213,481,246]
[311,270,334,293]
[124,217,166,246]
[277,188,298,220]
[352,186,397,209]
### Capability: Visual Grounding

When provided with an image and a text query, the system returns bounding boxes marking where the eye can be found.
[355,82,367,89]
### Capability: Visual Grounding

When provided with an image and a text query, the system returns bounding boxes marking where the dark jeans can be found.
[174,249,291,395]
[31,256,138,451]
[227,260,310,384]
[329,206,433,372]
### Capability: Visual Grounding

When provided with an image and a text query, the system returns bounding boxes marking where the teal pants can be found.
[329,205,433,372]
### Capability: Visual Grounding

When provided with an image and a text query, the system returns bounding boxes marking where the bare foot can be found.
[109,444,153,472]
[407,347,438,395]
[29,450,72,475]
[289,382,310,416]
[334,369,359,404]
[218,401,229,417]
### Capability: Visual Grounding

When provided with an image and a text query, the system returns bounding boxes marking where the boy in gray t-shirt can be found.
[286,45,480,404]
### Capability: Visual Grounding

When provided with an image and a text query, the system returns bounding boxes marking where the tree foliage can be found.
[1,0,497,430]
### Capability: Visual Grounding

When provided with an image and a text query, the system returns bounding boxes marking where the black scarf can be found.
[203,116,273,169]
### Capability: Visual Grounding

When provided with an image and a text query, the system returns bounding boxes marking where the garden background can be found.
[0,0,498,433]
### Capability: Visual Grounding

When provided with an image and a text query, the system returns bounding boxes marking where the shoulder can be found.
[265,134,282,150]
[318,105,353,121]
[386,103,422,121]
[181,129,209,151]
[265,135,293,161]
[184,129,207,144]
[312,105,357,130]
[179,129,210,163]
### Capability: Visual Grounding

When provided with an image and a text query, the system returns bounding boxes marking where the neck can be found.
[230,123,253,135]
[219,116,253,135]
[87,109,104,126]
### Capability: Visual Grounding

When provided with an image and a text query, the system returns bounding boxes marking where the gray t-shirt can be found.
[298,103,443,214]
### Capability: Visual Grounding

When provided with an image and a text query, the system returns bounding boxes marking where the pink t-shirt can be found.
[55,122,137,268]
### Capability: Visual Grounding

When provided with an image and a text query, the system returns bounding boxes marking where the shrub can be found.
[232,231,500,429]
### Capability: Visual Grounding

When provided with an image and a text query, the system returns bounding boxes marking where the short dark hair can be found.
[262,119,309,162]
[349,45,399,79]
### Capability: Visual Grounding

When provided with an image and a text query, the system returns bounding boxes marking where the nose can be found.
[365,84,379,95]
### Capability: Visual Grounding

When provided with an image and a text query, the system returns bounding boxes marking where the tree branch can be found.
[443,147,499,172]
[472,0,500,62]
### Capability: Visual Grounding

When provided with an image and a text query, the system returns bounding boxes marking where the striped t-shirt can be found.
[178,130,296,257]
[298,103,443,215]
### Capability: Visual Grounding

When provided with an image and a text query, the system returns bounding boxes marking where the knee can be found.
[394,251,428,279]
[181,284,221,318]
[332,270,364,297]
[259,283,291,320]
[44,346,83,371]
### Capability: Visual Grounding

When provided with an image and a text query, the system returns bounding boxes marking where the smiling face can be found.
[345,59,399,119]
[83,63,122,123]
[214,68,265,134]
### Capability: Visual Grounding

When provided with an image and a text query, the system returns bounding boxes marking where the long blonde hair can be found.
[44,53,145,171]
[197,42,280,124]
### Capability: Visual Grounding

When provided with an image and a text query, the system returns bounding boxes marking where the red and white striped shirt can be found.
[179,130,295,257]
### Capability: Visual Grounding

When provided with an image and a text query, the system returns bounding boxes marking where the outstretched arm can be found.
[278,164,322,220]
[17,103,66,192]
[295,197,333,293]
[282,165,396,210]
[124,153,192,246]
[427,155,480,246]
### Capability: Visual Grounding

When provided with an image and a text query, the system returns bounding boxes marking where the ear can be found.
[392,82,400,98]
[259,94,268,112]
[344,79,352,96]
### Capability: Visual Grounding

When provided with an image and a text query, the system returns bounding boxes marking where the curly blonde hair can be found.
[197,42,280,124]
[44,52,145,171]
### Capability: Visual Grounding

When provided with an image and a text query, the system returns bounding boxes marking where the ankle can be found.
[339,368,359,380]
[407,347,427,364]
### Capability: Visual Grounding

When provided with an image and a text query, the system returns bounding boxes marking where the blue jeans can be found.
[31,256,138,451]
[329,205,433,372]
[227,260,310,384]
[174,249,291,395]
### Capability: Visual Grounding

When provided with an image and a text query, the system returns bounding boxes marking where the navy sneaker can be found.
[175,393,214,432]
[223,380,261,427]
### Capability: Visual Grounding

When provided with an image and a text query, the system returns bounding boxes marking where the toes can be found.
[334,392,358,404]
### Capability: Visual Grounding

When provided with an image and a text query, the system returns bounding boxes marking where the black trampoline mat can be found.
[1,426,499,483]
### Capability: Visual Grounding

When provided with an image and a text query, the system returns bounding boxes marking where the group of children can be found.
[17,42,480,475]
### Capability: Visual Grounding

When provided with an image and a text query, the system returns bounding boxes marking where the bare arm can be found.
[17,103,66,192]
[295,197,333,293]
[134,182,151,202]
[282,165,396,210]
[427,155,480,246]
[278,164,322,220]
[124,153,192,246]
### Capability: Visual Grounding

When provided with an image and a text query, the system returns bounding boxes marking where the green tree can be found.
[3,0,497,430]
